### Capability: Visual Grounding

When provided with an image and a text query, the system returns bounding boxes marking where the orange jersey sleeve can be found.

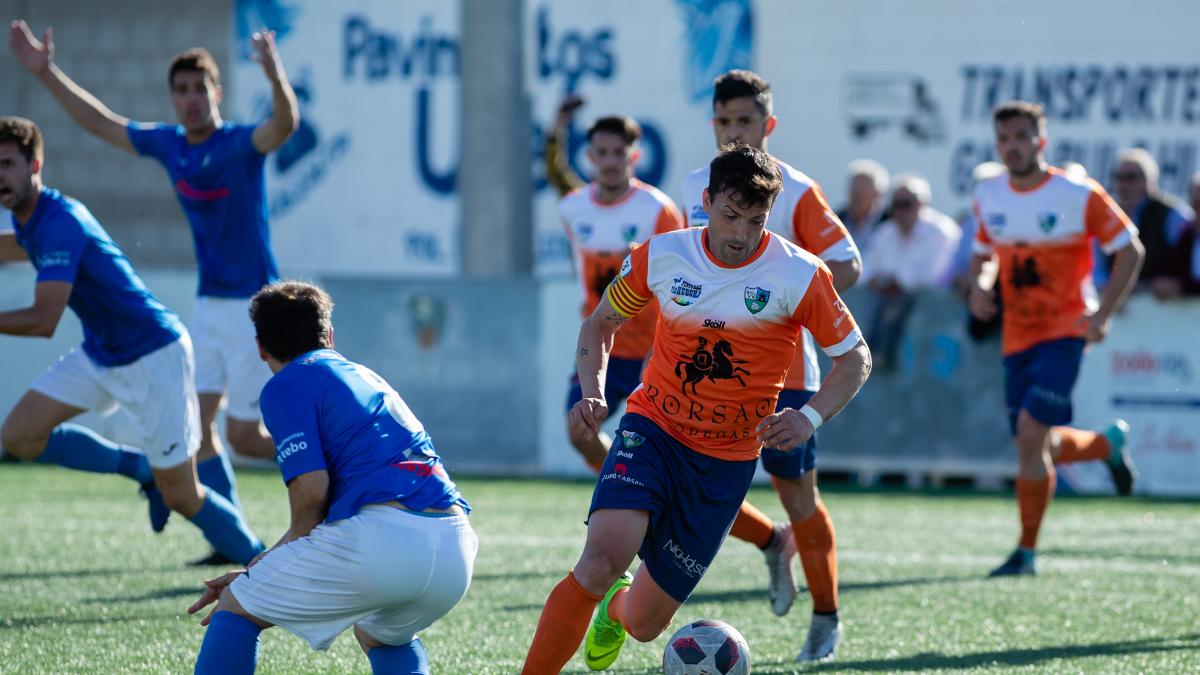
[792,185,852,257]
[655,202,685,234]
[972,198,994,254]
[791,264,860,356]
[607,242,652,318]
[1084,182,1136,253]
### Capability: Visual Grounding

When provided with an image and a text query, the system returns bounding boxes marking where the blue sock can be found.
[35,424,152,484]
[368,638,429,675]
[197,453,242,511]
[187,491,265,565]
[194,611,261,675]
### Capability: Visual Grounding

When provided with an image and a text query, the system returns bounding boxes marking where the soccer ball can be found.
[662,619,750,675]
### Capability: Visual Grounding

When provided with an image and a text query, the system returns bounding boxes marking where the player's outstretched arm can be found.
[757,340,871,451]
[0,280,71,337]
[8,21,134,153]
[249,30,299,154]
[0,232,29,264]
[569,288,632,439]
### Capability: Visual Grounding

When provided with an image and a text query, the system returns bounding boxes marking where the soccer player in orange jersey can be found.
[969,101,1144,577]
[560,116,684,470]
[680,70,861,659]
[521,145,871,674]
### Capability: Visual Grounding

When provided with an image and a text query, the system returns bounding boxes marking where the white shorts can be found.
[231,505,478,651]
[31,335,201,469]
[190,296,272,421]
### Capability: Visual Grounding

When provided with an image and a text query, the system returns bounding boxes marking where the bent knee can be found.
[0,419,47,459]
[159,484,204,515]
[625,614,669,643]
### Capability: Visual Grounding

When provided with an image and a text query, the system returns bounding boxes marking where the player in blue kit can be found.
[10,20,299,562]
[187,281,477,675]
[0,117,264,566]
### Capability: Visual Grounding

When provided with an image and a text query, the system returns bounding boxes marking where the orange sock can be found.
[607,585,630,625]
[1016,469,1056,550]
[794,502,838,613]
[1053,427,1110,464]
[729,500,774,548]
[521,572,602,675]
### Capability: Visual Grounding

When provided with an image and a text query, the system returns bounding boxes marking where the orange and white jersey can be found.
[973,167,1137,356]
[679,158,860,391]
[560,180,683,359]
[607,228,862,461]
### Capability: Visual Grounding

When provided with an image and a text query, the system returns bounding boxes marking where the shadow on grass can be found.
[472,569,562,583]
[0,566,176,582]
[755,633,1200,673]
[1039,546,1200,566]
[689,574,979,605]
[84,585,202,604]
[0,612,176,630]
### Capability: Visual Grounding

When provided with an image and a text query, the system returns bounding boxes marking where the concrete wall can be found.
[4,0,234,269]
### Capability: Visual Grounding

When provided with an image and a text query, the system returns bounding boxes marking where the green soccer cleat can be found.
[584,572,632,671]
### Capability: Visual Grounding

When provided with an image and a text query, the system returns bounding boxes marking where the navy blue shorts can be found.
[1003,338,1086,434]
[588,414,757,603]
[566,356,644,412]
[759,388,818,478]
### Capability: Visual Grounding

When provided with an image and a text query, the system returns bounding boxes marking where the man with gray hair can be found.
[1111,148,1193,288]
[837,159,890,247]
[861,173,961,370]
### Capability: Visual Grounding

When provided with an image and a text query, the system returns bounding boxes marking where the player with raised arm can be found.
[521,145,871,673]
[560,116,683,471]
[969,101,1143,577]
[0,116,264,567]
[679,69,861,659]
[10,20,298,563]
[188,281,476,675]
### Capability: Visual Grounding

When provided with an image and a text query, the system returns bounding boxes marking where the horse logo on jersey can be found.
[675,337,750,395]
[1038,212,1059,233]
[1010,253,1043,289]
[744,287,771,314]
[591,264,620,301]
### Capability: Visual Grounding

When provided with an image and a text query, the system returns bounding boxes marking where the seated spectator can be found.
[861,174,961,370]
[1111,148,1194,293]
[1166,172,1200,297]
[837,159,890,248]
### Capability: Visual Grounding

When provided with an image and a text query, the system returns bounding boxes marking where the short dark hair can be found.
[713,70,773,117]
[0,116,44,163]
[250,281,334,363]
[707,144,783,210]
[992,100,1046,135]
[586,115,641,144]
[169,48,221,88]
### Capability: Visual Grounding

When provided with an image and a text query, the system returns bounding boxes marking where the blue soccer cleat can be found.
[140,481,171,533]
[989,548,1036,577]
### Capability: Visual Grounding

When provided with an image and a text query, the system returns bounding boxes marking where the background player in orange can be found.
[560,116,683,471]
[521,145,871,673]
[969,101,1143,577]
[679,69,860,658]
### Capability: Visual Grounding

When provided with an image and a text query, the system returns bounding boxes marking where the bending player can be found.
[188,281,476,675]
[521,145,871,673]
[679,69,861,659]
[969,101,1143,576]
[0,116,264,566]
[10,20,298,562]
[560,116,683,470]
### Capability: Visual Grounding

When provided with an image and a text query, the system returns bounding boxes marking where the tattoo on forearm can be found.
[579,347,589,356]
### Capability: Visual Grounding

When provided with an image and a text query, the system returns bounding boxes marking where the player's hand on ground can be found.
[1077,312,1111,344]
[187,570,244,626]
[569,397,608,440]
[755,408,814,452]
[9,20,52,76]
[250,29,285,83]
[968,284,998,321]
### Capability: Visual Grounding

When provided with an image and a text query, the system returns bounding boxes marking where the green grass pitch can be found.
[0,465,1197,673]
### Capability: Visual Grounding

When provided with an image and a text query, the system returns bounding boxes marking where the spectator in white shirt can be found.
[861,173,961,371]
[836,159,890,249]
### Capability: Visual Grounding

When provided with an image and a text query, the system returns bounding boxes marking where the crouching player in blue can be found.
[0,116,264,565]
[189,281,477,675]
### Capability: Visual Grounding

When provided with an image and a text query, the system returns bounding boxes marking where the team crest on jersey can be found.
[621,224,638,243]
[1038,212,1059,233]
[675,337,750,395]
[620,430,645,448]
[670,277,703,306]
[744,287,771,314]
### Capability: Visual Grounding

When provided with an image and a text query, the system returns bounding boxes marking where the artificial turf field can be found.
[0,465,1196,674]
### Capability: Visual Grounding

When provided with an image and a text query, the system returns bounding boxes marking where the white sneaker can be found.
[795,613,843,662]
[763,522,797,616]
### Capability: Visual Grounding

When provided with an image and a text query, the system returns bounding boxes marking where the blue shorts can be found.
[1003,337,1086,435]
[566,356,644,412]
[588,414,757,603]
[760,389,818,478]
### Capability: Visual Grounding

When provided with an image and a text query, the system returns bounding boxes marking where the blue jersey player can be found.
[188,281,477,675]
[0,116,264,567]
[10,20,299,563]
